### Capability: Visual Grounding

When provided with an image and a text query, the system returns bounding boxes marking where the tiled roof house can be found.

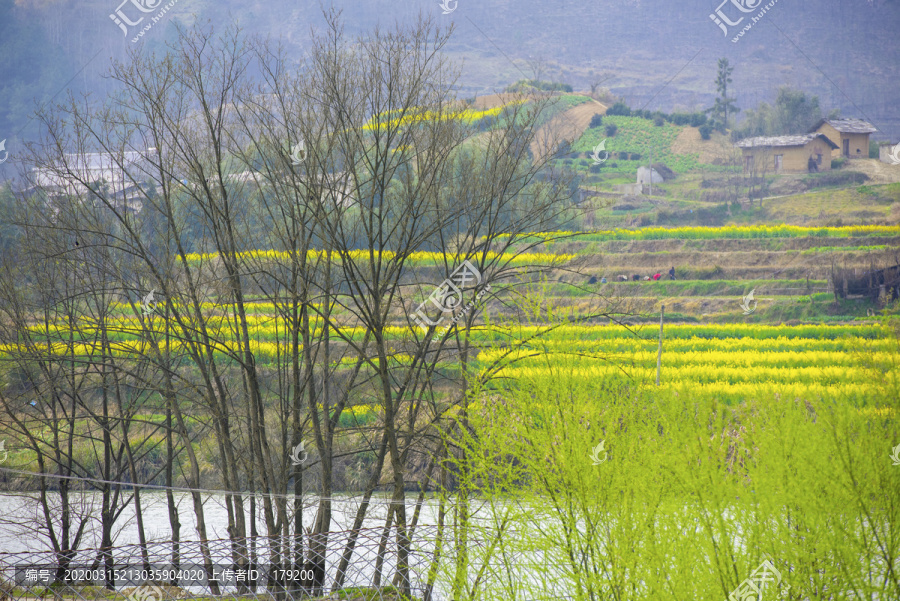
[735,134,838,174]
[808,118,877,159]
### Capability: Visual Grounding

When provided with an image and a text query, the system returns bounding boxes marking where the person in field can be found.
[668,266,676,280]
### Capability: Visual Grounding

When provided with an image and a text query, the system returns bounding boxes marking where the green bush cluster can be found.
[506,79,574,93]
[605,102,708,127]
[444,376,899,600]
[573,116,704,175]
[804,170,868,189]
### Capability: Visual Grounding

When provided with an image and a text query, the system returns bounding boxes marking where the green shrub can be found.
[804,170,868,189]
[589,114,603,128]
[451,378,899,601]
[690,113,708,127]
[505,79,573,93]
[869,140,880,159]
[831,157,846,169]
[606,102,631,117]
[605,123,618,137]
[699,124,713,140]
[654,116,665,126]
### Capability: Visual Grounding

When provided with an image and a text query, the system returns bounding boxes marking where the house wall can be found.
[741,140,833,174]
[814,123,869,159]
[880,144,900,164]
[782,146,814,172]
[843,133,869,159]
[816,123,842,150]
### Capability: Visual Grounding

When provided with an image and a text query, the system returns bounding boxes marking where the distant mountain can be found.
[2,0,899,149]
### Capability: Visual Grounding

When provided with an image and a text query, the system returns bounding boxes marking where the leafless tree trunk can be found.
[1,11,620,598]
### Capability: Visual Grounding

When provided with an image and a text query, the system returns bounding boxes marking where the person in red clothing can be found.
[652,272,662,281]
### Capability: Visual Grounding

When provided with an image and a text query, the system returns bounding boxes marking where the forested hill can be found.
[2,0,900,145]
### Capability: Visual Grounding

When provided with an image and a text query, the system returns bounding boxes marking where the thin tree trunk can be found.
[424,463,448,601]
[333,431,389,589]
[165,404,181,585]
[250,484,258,593]
[373,505,394,588]
[124,425,150,574]
[169,385,219,595]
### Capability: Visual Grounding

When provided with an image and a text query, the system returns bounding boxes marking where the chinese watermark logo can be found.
[726,555,790,601]
[410,260,489,332]
[740,289,757,315]
[127,582,167,601]
[110,0,180,43]
[291,141,306,165]
[590,139,609,165]
[0,139,8,164]
[141,289,159,317]
[439,0,458,15]
[887,142,900,165]
[24,568,51,584]
[290,442,308,467]
[891,443,900,466]
[709,0,778,43]
[589,440,607,465]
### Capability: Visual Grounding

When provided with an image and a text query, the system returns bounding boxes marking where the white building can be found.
[27,148,159,212]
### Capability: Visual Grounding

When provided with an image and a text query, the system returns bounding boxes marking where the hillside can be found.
[2,0,900,148]
[0,11,898,601]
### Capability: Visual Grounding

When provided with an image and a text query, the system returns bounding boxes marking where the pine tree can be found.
[706,58,740,134]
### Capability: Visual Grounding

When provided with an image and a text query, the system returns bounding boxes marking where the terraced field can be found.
[475,323,897,405]
[496,225,900,321]
[3,223,896,486]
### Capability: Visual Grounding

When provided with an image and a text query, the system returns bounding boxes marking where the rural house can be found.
[808,118,877,160]
[27,149,158,213]
[735,134,838,174]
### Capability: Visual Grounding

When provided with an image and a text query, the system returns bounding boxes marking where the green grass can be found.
[531,94,592,130]
[566,279,828,296]
[498,225,900,244]
[800,244,893,254]
[573,116,700,174]
[857,181,900,204]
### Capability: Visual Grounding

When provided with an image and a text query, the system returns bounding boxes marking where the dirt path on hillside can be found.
[843,158,900,184]
[529,99,608,163]
[670,127,738,164]
[471,93,521,110]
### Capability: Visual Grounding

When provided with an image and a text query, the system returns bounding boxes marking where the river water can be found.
[0,491,472,599]
[0,491,446,553]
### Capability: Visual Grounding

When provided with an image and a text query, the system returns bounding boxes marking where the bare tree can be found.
[0,13,620,599]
